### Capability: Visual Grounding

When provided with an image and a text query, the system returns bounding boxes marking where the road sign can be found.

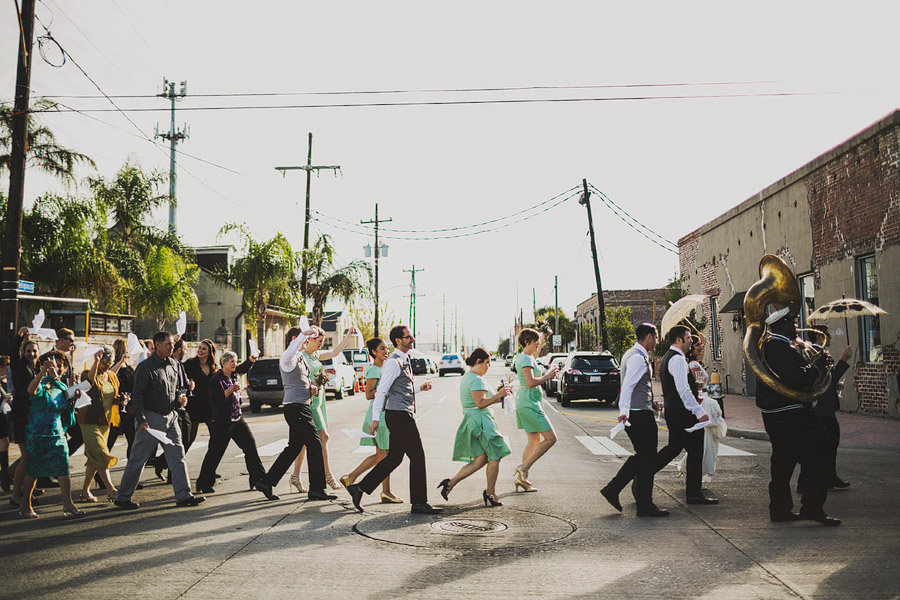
[552,334,562,347]
[17,280,34,294]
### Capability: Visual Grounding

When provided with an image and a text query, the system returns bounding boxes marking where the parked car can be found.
[542,355,569,396]
[410,356,430,375]
[556,352,621,407]
[343,348,371,385]
[539,352,568,370]
[438,353,465,376]
[246,358,283,413]
[504,354,513,367]
[425,356,438,374]
[322,353,357,399]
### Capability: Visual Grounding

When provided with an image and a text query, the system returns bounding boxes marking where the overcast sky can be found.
[3,1,899,350]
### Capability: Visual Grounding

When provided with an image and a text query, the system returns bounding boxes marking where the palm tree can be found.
[0,99,95,183]
[131,245,200,331]
[303,233,372,326]
[214,223,301,356]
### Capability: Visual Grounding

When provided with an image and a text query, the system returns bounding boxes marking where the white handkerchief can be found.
[0,398,11,414]
[342,427,375,439]
[685,421,714,433]
[299,316,310,333]
[29,310,58,340]
[609,420,631,439]
[176,311,187,336]
[502,394,516,415]
[248,338,260,358]
[66,380,92,400]
[145,428,175,446]
[73,394,93,409]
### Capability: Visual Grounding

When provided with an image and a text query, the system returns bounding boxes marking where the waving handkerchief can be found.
[175,311,187,337]
[610,420,631,439]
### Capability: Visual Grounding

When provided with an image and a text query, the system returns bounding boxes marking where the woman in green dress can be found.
[437,348,512,507]
[339,337,401,503]
[512,328,559,492]
[290,325,358,492]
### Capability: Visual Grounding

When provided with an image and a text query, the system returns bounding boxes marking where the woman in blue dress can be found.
[437,348,512,507]
[290,325,358,492]
[339,337,401,503]
[19,351,84,518]
[512,328,559,492]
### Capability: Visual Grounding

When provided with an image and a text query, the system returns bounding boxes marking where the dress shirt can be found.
[668,346,705,418]
[279,333,310,373]
[618,343,652,416]
[370,349,409,422]
[131,353,180,423]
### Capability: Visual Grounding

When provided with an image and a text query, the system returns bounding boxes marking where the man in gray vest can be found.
[346,325,440,514]
[253,326,338,502]
[600,323,670,517]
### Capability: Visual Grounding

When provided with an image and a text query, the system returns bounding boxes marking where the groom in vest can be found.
[600,323,670,516]
[347,325,441,514]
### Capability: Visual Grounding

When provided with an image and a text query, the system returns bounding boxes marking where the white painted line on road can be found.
[437,394,448,404]
[239,438,289,458]
[717,443,755,457]
[187,441,208,453]
[352,447,376,454]
[575,435,632,456]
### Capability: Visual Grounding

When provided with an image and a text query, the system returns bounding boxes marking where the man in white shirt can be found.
[600,323,670,516]
[653,325,716,504]
[346,325,439,514]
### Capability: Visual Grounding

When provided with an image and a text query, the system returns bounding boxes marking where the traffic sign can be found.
[17,280,34,294]
[552,334,562,347]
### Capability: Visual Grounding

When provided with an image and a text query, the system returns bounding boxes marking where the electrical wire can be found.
[590,191,679,255]
[588,183,678,250]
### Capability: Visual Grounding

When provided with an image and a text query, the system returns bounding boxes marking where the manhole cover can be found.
[430,519,508,534]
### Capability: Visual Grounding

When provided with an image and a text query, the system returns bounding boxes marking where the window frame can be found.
[856,255,882,363]
[709,296,722,360]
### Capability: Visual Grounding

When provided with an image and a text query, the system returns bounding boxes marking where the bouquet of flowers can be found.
[313,370,329,388]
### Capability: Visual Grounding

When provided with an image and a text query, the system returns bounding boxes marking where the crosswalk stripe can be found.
[575,435,632,456]
[717,443,755,456]
[352,447,376,454]
[187,441,208,453]
[238,438,289,458]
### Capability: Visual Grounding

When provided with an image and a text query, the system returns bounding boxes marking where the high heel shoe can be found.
[437,478,451,501]
[514,464,532,484]
[325,473,342,490]
[107,491,118,503]
[63,507,86,518]
[339,474,352,489]
[288,474,306,493]
[483,490,503,507]
[18,507,38,519]
[380,491,404,504]
[78,492,99,503]
[514,472,538,493]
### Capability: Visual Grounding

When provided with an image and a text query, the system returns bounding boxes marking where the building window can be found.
[799,274,815,339]
[857,255,882,362]
[709,296,722,360]
[184,322,199,343]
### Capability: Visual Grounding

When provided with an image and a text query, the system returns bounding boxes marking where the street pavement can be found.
[2,363,899,600]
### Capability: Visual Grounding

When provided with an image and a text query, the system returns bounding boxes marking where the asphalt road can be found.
[2,363,899,600]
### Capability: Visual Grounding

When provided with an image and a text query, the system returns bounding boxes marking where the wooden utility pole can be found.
[1,0,36,355]
[361,204,391,337]
[403,265,424,337]
[580,179,609,351]
[275,133,341,300]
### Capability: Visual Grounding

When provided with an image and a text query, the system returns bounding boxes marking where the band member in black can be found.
[757,308,839,526]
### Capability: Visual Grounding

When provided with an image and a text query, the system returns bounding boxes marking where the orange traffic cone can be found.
[354,377,362,393]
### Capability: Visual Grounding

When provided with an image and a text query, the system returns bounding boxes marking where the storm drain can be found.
[430,519,508,534]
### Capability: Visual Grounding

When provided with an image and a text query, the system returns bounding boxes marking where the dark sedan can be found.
[246,358,283,413]
[557,352,620,407]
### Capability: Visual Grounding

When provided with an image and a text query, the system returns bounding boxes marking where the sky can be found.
[3,1,899,351]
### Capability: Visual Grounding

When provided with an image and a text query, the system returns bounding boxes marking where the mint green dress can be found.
[360,364,390,449]
[303,351,328,430]
[514,353,552,433]
[452,372,511,462]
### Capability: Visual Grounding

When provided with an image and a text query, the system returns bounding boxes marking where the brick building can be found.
[679,110,900,418]
[575,288,669,344]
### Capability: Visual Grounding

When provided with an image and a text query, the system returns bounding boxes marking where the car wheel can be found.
[348,380,356,396]
[250,399,262,413]
[335,381,345,399]
[439,370,445,377]
[560,394,571,407]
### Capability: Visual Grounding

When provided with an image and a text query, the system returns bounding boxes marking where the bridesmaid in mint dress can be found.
[290,325,358,492]
[512,328,559,492]
[437,348,512,507]
[339,338,401,503]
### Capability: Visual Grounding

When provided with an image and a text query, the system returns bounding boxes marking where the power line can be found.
[588,183,679,251]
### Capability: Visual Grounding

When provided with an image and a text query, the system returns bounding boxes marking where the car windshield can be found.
[570,357,617,372]
[250,360,280,377]
[350,351,368,362]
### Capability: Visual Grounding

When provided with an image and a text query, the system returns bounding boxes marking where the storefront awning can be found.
[719,291,746,314]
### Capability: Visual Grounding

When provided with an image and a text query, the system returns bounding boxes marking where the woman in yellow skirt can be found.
[512,328,559,492]
[77,347,120,503]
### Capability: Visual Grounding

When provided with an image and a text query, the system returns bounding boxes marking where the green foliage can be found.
[304,233,372,326]
[497,337,511,356]
[131,245,200,331]
[1,99,95,183]
[347,301,397,341]
[527,306,575,352]
[578,322,599,351]
[603,306,636,359]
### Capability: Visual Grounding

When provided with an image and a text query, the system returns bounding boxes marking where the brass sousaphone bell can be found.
[742,255,832,402]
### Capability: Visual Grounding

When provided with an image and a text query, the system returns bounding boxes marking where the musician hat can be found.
[764,306,793,325]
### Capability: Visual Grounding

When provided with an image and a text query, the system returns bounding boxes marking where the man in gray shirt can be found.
[114,332,204,509]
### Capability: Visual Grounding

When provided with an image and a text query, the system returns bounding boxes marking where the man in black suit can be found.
[757,308,839,526]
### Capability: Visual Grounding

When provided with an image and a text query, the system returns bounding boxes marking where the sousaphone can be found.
[742,255,832,402]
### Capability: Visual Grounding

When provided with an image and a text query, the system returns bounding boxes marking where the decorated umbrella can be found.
[660,294,708,338]
[807,297,887,345]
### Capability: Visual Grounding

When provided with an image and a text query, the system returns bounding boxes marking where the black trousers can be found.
[653,409,703,498]
[358,410,427,504]
[197,418,265,490]
[604,410,659,510]
[260,403,325,491]
[762,409,828,518]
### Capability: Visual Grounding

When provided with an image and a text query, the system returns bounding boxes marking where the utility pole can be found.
[1,0,35,356]
[155,78,189,234]
[580,179,609,351]
[403,265,424,338]
[361,204,391,337]
[442,294,446,352]
[276,133,341,300]
[554,275,559,350]
[532,287,536,322]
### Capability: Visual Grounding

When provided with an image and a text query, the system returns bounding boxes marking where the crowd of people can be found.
[0,312,851,524]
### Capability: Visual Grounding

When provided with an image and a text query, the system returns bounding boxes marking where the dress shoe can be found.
[136,483,144,490]
[154,462,166,481]
[176,496,205,507]
[114,499,141,510]
[347,484,364,512]
[636,506,669,517]
[308,490,338,500]
[410,503,443,515]
[770,511,802,522]
[197,486,215,494]
[829,477,851,489]
[686,495,719,505]
[600,487,622,512]
[254,482,279,501]
[801,513,841,526]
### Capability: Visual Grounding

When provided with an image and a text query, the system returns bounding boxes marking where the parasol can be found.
[660,294,708,337]
[806,298,886,321]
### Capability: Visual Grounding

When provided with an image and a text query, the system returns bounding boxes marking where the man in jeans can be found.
[115,331,204,509]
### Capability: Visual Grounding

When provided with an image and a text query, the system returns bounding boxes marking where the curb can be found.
[727,427,769,441]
